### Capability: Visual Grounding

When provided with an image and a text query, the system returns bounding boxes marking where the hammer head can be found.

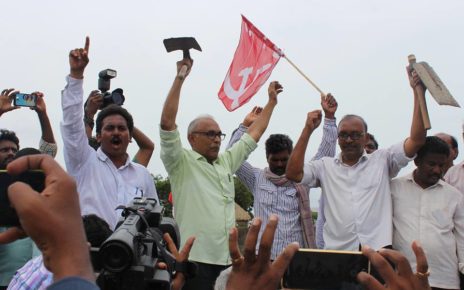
[163,37,202,59]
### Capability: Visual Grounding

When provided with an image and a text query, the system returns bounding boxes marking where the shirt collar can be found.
[406,171,444,189]
[96,147,131,169]
[334,150,369,166]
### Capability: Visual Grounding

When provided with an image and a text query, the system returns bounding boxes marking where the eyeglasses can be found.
[338,132,365,141]
[0,146,18,154]
[192,131,226,140]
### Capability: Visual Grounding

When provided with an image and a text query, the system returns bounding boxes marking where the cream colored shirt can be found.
[444,160,464,194]
[301,141,412,250]
[391,173,464,289]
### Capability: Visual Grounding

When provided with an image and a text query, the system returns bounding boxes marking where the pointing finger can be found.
[84,36,90,53]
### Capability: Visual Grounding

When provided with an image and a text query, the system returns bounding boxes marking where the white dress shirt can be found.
[444,160,464,194]
[61,76,157,229]
[391,173,464,289]
[301,141,412,250]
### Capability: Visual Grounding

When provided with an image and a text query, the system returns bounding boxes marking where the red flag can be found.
[218,15,283,111]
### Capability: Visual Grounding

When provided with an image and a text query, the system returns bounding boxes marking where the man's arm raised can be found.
[286,110,322,183]
[160,59,192,131]
[246,81,281,142]
[403,69,426,157]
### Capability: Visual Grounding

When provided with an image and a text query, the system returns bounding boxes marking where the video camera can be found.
[98,69,125,108]
[94,197,196,290]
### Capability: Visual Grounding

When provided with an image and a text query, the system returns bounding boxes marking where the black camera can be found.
[98,69,125,108]
[95,197,195,290]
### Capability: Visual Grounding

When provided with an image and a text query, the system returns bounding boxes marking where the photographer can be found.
[0,89,57,289]
[0,89,57,158]
[61,37,158,229]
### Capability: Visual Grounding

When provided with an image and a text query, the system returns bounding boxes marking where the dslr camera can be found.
[94,197,196,290]
[98,69,125,108]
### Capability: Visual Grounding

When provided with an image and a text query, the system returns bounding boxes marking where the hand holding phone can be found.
[13,93,38,107]
[282,249,370,290]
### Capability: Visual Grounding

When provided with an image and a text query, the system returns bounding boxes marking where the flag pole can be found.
[283,55,325,96]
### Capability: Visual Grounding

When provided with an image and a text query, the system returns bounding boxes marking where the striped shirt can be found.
[8,255,52,290]
[228,118,337,259]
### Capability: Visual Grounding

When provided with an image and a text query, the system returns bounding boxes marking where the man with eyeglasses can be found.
[159,58,281,290]
[286,69,427,252]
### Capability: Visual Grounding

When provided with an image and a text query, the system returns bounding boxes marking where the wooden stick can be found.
[408,54,431,130]
[283,55,325,96]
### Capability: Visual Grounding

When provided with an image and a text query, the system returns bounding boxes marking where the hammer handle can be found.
[178,65,188,79]
[178,50,191,80]
[408,55,431,130]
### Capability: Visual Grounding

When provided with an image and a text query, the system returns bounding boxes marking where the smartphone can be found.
[0,170,45,226]
[13,93,38,107]
[282,249,370,290]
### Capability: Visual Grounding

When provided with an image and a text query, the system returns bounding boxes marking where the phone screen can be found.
[14,93,37,107]
[282,249,370,290]
[0,170,45,226]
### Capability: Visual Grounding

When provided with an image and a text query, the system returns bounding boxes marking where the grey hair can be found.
[187,114,216,135]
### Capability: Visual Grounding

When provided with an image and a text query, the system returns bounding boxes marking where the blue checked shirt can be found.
[228,118,337,259]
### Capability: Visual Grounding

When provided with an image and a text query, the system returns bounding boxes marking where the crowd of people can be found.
[0,36,462,290]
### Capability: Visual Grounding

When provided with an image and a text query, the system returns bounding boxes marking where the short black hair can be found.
[0,129,19,149]
[82,214,113,247]
[367,133,379,149]
[265,134,293,158]
[95,105,134,135]
[339,115,368,133]
[416,136,450,161]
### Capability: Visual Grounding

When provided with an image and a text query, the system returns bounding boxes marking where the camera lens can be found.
[99,241,133,272]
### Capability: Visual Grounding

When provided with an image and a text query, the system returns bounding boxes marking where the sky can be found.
[1,0,463,209]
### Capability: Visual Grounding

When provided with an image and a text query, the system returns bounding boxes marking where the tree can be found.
[234,176,254,216]
[153,174,173,217]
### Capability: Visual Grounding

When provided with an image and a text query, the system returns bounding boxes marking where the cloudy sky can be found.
[1,0,462,208]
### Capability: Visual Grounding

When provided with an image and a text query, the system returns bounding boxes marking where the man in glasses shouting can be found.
[159,58,282,290]
[286,69,427,252]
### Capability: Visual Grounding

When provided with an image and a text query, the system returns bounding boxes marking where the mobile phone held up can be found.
[282,249,370,290]
[13,93,38,107]
[0,170,45,226]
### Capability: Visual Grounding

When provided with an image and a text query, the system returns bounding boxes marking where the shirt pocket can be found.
[221,173,235,204]
[430,208,453,231]
[257,184,277,206]
[282,188,300,212]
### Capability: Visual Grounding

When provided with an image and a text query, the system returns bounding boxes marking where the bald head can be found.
[187,114,217,135]
[338,114,368,133]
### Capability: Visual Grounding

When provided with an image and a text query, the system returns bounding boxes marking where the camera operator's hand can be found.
[226,215,299,290]
[6,154,95,283]
[176,58,193,81]
[84,90,103,118]
[0,88,19,116]
[164,233,195,290]
[69,36,90,79]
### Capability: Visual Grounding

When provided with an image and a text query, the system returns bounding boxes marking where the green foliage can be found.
[153,174,173,217]
[234,176,254,216]
[312,211,318,223]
